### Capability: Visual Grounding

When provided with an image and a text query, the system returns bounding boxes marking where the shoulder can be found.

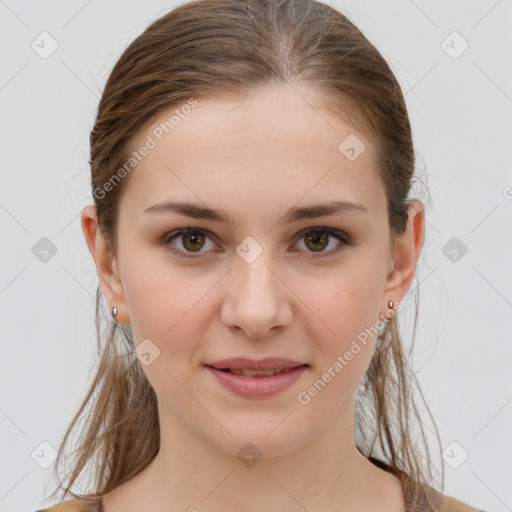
[401,475,485,512]
[35,499,103,512]
[442,492,486,512]
[367,457,486,512]
[424,485,486,512]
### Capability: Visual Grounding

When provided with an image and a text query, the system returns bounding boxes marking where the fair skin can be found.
[81,81,425,512]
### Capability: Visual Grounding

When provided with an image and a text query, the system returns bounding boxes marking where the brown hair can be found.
[47,0,444,508]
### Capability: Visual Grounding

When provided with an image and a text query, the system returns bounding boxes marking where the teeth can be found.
[228,368,295,376]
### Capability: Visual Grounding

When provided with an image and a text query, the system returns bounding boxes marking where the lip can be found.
[205,357,307,371]
[204,364,309,398]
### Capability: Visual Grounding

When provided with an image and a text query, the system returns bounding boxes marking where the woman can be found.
[37,0,485,510]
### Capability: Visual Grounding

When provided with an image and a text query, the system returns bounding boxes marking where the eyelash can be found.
[160,225,351,259]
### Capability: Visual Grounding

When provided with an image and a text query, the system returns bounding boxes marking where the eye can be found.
[292,225,350,258]
[161,228,217,258]
[161,225,351,259]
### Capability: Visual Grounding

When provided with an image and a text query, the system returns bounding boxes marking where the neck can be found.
[103,396,404,512]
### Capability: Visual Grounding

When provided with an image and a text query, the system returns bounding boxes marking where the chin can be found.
[209,421,312,461]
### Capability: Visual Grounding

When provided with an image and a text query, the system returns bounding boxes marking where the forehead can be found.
[119,82,385,222]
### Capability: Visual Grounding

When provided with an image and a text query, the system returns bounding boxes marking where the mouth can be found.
[204,357,309,372]
[203,359,310,398]
[208,366,306,376]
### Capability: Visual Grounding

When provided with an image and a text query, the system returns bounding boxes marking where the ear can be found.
[381,200,425,314]
[80,205,130,324]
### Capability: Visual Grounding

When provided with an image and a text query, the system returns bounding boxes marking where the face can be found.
[84,82,422,459]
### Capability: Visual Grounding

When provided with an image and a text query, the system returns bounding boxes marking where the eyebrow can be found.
[142,199,368,225]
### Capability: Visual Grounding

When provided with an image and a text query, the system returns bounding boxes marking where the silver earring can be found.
[112,305,118,319]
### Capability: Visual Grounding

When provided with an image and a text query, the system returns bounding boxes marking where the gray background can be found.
[0,0,511,510]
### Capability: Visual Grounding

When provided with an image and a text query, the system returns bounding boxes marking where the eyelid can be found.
[161,225,351,259]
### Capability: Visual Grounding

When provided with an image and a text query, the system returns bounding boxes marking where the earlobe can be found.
[80,205,129,324]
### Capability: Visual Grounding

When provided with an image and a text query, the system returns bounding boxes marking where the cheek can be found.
[120,253,219,371]
[311,268,381,342]
[120,251,193,347]
[123,273,202,399]
[121,239,185,316]
[306,271,382,388]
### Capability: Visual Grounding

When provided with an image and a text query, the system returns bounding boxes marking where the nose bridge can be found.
[220,239,291,337]
[234,242,281,302]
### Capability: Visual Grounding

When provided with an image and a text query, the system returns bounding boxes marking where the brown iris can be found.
[304,231,329,252]
[182,231,205,252]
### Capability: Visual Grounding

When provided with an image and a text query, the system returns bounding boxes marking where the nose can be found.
[220,254,293,339]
